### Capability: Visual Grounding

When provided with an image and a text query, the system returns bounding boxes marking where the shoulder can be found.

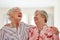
[1,23,11,30]
[21,22,34,28]
[20,22,29,27]
[46,27,54,33]
[44,26,55,36]
[1,23,10,28]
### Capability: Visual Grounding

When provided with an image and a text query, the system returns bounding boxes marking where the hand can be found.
[50,26,59,35]
[4,23,10,27]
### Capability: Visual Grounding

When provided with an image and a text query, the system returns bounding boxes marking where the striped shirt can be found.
[0,22,29,40]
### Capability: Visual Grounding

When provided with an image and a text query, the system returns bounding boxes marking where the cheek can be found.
[12,15,17,19]
[39,18,44,22]
[14,14,18,17]
[13,15,16,18]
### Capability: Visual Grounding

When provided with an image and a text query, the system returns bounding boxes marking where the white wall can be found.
[54,0,60,31]
[0,8,9,29]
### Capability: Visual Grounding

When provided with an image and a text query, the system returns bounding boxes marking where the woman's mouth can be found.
[18,15,22,17]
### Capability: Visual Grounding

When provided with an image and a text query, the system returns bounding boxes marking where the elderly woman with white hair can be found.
[28,10,59,40]
[0,7,29,40]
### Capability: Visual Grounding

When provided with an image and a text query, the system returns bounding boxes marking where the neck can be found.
[36,22,45,32]
[11,21,20,30]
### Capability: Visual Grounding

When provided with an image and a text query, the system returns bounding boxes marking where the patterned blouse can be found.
[0,22,29,40]
[28,25,59,40]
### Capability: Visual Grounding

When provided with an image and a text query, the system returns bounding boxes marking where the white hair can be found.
[7,7,21,15]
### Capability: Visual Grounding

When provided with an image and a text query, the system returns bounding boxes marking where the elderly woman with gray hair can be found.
[0,7,29,40]
[28,10,59,40]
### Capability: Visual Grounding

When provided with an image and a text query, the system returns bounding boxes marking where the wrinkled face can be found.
[34,12,45,25]
[9,8,22,22]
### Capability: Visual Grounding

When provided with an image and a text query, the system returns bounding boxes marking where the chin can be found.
[18,18,20,20]
[16,18,21,22]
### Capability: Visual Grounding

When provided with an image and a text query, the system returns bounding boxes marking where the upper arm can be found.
[0,29,4,40]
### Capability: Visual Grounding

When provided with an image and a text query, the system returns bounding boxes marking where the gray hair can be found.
[7,7,21,15]
[35,10,48,23]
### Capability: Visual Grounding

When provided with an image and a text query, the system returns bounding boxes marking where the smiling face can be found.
[34,10,45,25]
[8,7,22,22]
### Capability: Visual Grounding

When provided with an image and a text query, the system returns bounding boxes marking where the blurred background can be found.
[0,0,60,36]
